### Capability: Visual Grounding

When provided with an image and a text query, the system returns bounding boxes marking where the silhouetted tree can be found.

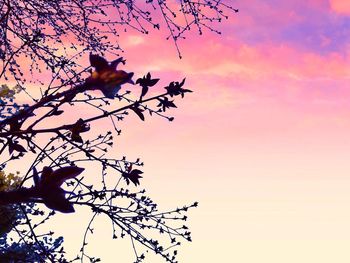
[0,1,237,262]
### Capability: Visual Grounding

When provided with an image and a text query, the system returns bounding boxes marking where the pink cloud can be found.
[116,18,350,80]
[329,0,350,14]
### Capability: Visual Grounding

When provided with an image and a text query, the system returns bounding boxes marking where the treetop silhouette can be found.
[0,0,237,262]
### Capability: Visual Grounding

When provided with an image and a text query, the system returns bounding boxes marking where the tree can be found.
[0,1,237,262]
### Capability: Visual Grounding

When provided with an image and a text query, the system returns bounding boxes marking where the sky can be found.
[6,0,350,262]
[107,1,350,262]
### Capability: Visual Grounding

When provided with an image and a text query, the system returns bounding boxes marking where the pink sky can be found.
[108,1,350,262]
[6,0,350,262]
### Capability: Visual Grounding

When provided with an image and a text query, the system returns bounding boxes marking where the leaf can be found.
[110,57,125,69]
[141,86,149,97]
[147,78,160,87]
[8,142,14,155]
[71,118,90,133]
[71,133,83,143]
[165,78,192,98]
[29,147,37,154]
[101,84,122,99]
[136,73,159,97]
[35,166,83,213]
[131,106,145,121]
[136,77,143,85]
[89,54,108,72]
[179,78,186,88]
[122,169,143,186]
[45,166,85,187]
[86,54,135,100]
[40,166,53,182]
[70,118,90,143]
[8,140,27,155]
[157,97,177,111]
[41,188,75,213]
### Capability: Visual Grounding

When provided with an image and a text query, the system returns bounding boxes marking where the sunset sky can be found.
[109,1,350,262]
[6,0,350,262]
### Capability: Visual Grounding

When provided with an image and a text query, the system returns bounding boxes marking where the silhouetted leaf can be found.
[131,106,145,121]
[122,169,143,186]
[85,55,134,99]
[41,188,75,213]
[71,133,83,143]
[110,57,126,68]
[71,118,90,134]
[34,166,84,213]
[8,140,27,155]
[70,118,90,143]
[141,86,149,97]
[89,54,108,72]
[165,78,192,97]
[136,72,160,97]
[157,97,177,111]
[41,166,85,187]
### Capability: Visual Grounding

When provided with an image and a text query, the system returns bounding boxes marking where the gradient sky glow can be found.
[111,1,350,262]
[16,0,350,262]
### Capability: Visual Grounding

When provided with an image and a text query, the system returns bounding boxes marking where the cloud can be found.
[125,35,145,47]
[329,0,350,15]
